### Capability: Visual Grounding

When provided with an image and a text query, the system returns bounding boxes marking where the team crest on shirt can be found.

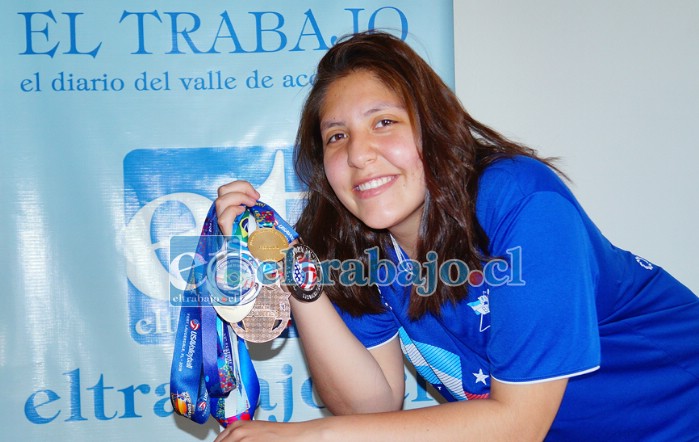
[468,289,490,332]
[635,255,653,270]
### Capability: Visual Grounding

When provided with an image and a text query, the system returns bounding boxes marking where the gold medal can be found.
[230,282,290,343]
[247,228,289,262]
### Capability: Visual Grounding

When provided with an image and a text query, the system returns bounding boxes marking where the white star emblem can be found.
[473,368,489,385]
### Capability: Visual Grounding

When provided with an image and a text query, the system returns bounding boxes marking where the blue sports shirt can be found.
[334,156,699,440]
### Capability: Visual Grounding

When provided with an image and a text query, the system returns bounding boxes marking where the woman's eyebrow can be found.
[363,102,403,116]
[320,102,405,131]
[320,120,342,132]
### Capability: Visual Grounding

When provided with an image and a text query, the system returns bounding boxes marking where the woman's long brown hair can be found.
[294,31,558,319]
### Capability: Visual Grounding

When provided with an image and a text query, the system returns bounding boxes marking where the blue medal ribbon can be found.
[169,301,210,423]
[170,205,261,426]
[250,201,299,243]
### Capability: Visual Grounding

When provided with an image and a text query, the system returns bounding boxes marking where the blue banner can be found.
[1,1,453,440]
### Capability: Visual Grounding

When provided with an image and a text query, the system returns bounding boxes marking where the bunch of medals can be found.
[170,201,322,426]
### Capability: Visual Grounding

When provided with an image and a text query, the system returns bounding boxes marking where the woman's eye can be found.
[376,119,395,128]
[327,133,346,144]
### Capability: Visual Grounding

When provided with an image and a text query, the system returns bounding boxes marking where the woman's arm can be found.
[289,294,406,415]
[215,377,567,441]
[214,181,406,413]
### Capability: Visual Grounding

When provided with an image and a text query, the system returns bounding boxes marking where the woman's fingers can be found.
[217,204,246,237]
[217,180,260,200]
[214,180,261,236]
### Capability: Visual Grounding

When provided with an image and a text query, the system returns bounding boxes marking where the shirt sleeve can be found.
[333,300,399,349]
[486,191,601,383]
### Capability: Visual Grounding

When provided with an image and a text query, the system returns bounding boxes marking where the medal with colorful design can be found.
[285,243,323,302]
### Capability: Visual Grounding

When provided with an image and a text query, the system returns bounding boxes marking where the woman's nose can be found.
[346,132,377,168]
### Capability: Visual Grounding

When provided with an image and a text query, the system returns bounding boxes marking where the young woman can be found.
[213,31,699,441]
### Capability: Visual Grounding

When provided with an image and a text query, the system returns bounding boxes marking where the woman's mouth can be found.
[354,175,396,192]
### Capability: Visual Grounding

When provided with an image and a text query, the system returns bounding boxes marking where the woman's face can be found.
[320,70,426,240]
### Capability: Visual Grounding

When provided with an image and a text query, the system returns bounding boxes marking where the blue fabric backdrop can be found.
[1,1,453,439]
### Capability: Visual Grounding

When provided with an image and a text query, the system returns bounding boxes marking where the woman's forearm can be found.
[289,294,404,414]
[297,378,566,442]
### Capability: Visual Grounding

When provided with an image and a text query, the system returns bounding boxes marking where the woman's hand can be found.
[214,419,312,442]
[215,180,260,236]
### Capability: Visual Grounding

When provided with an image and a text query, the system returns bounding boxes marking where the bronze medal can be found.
[286,244,323,302]
[247,228,289,262]
[230,282,290,343]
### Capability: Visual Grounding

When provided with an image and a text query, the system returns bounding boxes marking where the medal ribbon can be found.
[250,201,299,243]
[249,201,298,283]
[251,201,325,302]
[171,205,260,426]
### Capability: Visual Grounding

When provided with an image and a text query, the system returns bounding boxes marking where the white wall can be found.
[453,1,699,293]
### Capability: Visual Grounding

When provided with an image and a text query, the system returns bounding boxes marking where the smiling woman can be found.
[214,31,699,441]
[320,70,426,242]
[292,31,554,320]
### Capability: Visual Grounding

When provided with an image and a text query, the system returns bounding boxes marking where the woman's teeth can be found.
[356,176,393,191]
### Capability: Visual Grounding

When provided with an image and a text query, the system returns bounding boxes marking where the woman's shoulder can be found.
[479,155,566,196]
[476,155,575,225]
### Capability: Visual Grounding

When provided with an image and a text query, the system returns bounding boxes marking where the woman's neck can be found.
[387,203,423,259]
[389,229,418,260]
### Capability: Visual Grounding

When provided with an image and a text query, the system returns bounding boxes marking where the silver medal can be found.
[207,248,261,307]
